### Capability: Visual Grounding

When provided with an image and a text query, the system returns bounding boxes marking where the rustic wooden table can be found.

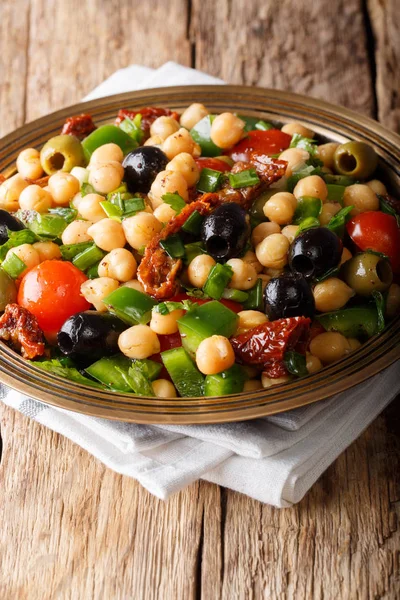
[0,1,399,598]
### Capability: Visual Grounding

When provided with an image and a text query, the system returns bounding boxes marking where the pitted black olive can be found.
[264,273,315,320]
[57,311,127,359]
[122,146,169,193]
[200,203,250,261]
[289,227,343,279]
[0,209,24,245]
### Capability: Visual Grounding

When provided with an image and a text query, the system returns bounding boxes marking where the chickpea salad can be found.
[0,105,399,399]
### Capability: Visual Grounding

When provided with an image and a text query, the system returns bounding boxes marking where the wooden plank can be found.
[191,0,376,117]
[367,0,400,132]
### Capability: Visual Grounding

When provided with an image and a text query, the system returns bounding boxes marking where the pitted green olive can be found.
[333,141,378,180]
[343,252,392,296]
[0,268,17,310]
[40,135,86,175]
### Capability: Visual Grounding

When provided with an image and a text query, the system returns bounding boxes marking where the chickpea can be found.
[6,244,40,275]
[319,202,341,226]
[196,335,235,375]
[386,283,400,318]
[77,193,107,222]
[88,218,126,252]
[293,175,328,202]
[263,192,296,225]
[237,310,268,334]
[16,147,44,180]
[343,184,379,216]
[279,148,309,177]
[150,116,180,141]
[166,153,200,187]
[187,254,216,288]
[306,352,323,375]
[340,247,352,265]
[243,379,263,392]
[261,374,291,388]
[88,161,124,194]
[0,174,29,211]
[366,179,387,196]
[313,278,354,312]
[71,192,84,211]
[98,248,137,282]
[153,203,177,223]
[48,172,80,206]
[255,233,289,269]
[122,212,162,250]
[81,277,119,312]
[118,324,160,359]
[316,142,339,169]
[251,221,281,246]
[162,128,200,160]
[348,338,362,351]
[152,379,177,398]
[242,250,263,273]
[144,135,164,147]
[32,241,61,261]
[309,332,351,364]
[180,103,209,130]
[226,259,258,290]
[62,220,93,245]
[210,113,245,149]
[281,122,315,138]
[122,279,145,293]
[70,166,89,186]
[281,225,299,244]
[89,143,124,165]
[19,185,52,213]
[150,308,185,335]
[149,170,188,207]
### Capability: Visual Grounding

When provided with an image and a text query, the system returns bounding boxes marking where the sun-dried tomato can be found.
[23,175,50,188]
[115,107,179,134]
[0,303,45,359]
[230,317,311,378]
[61,114,96,139]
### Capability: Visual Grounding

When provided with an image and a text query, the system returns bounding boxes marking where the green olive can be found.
[0,269,17,310]
[343,252,393,296]
[333,141,378,180]
[40,135,86,175]
[250,189,278,222]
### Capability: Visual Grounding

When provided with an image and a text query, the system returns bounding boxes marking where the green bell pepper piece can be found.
[85,355,133,392]
[242,278,263,310]
[204,364,247,396]
[293,196,322,225]
[317,306,379,340]
[203,264,233,300]
[181,210,204,236]
[161,347,204,397]
[326,184,346,204]
[190,116,222,157]
[102,287,158,325]
[82,125,138,161]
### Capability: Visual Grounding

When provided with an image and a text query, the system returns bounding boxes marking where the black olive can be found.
[289,227,343,279]
[0,209,24,245]
[57,311,127,360]
[122,146,169,193]
[200,203,250,261]
[264,273,315,320]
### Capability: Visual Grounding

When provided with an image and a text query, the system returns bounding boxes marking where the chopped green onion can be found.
[314,265,340,283]
[289,133,318,156]
[238,115,259,132]
[326,184,346,204]
[161,192,187,214]
[242,278,263,310]
[108,191,125,211]
[160,234,185,259]
[100,200,123,220]
[296,217,320,235]
[119,114,144,144]
[197,167,223,193]
[81,182,96,196]
[255,120,274,131]
[372,291,386,334]
[182,210,204,236]
[183,242,206,264]
[326,206,353,237]
[86,261,100,279]
[60,241,94,261]
[378,195,400,226]
[123,197,146,215]
[2,252,26,278]
[203,263,233,300]
[72,244,106,271]
[190,116,222,157]
[154,299,193,315]
[293,196,322,225]
[284,351,308,377]
[0,229,39,261]
[222,288,249,303]
[323,174,357,186]
[49,207,77,223]
[228,169,260,189]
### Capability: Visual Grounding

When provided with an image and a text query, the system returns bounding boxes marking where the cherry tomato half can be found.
[17,260,91,334]
[195,157,231,173]
[347,211,400,273]
[228,129,292,162]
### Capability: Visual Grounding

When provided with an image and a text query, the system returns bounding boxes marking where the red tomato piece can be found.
[195,157,231,173]
[347,211,400,273]
[228,130,292,162]
[17,260,91,335]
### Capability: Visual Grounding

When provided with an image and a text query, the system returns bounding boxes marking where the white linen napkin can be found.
[2,62,399,507]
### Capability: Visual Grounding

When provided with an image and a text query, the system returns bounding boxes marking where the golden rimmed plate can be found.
[0,86,399,424]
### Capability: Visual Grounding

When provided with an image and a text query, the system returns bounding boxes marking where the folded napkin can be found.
[2,62,399,507]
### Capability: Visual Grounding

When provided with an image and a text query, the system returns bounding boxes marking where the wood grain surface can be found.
[0,1,399,598]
